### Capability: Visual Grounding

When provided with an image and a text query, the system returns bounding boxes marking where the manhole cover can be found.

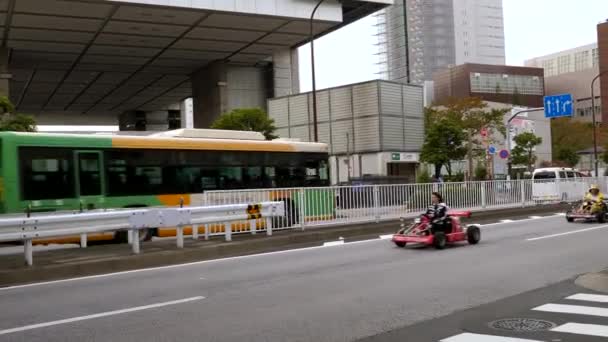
[489,318,556,332]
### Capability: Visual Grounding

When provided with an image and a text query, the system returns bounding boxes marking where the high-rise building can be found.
[376,0,506,84]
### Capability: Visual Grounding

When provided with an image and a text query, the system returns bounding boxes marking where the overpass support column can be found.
[191,61,272,128]
[273,48,299,98]
[0,47,11,98]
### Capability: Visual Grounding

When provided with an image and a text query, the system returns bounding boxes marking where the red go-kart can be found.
[392,211,481,250]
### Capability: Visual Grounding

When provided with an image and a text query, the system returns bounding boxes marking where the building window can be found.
[542,59,555,77]
[557,55,571,74]
[593,48,599,67]
[469,72,544,95]
[575,50,590,71]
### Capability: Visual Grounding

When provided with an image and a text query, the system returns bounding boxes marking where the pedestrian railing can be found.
[0,202,284,266]
[202,178,608,230]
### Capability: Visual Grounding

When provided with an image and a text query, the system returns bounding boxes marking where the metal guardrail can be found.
[0,202,284,266]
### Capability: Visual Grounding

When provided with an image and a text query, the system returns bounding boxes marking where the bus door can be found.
[74,151,105,210]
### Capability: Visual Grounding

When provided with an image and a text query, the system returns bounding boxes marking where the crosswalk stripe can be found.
[566,293,608,303]
[440,333,543,342]
[533,303,608,317]
[553,322,608,337]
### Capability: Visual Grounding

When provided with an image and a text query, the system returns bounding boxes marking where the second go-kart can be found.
[392,211,481,250]
[566,200,608,223]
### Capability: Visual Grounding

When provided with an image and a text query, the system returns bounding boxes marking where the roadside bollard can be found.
[80,233,87,248]
[225,222,232,242]
[204,224,210,240]
[192,224,199,240]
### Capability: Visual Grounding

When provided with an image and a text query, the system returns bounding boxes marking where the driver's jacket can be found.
[584,192,605,203]
[426,203,448,221]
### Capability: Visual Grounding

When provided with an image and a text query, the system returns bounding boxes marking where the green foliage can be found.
[445,172,465,182]
[416,167,432,184]
[0,96,36,132]
[474,162,487,181]
[555,146,580,167]
[420,118,467,176]
[210,108,277,140]
[425,97,508,179]
[511,132,542,171]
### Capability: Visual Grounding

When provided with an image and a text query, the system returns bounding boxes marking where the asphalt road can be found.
[1,213,608,342]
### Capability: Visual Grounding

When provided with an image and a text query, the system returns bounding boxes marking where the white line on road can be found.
[500,219,514,223]
[552,322,608,337]
[533,303,608,317]
[379,234,393,240]
[566,293,608,303]
[480,214,562,228]
[526,224,608,241]
[529,216,542,219]
[322,240,344,247]
[440,332,543,341]
[0,296,204,335]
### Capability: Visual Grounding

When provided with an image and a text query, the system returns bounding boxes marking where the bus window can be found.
[559,171,566,179]
[566,171,575,178]
[77,152,102,196]
[533,171,556,180]
[20,147,75,200]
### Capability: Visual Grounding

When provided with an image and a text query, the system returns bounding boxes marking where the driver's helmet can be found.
[589,184,600,193]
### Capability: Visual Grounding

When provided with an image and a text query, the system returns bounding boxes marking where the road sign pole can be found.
[506,107,543,179]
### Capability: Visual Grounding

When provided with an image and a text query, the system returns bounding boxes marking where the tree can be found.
[420,118,467,177]
[511,132,542,171]
[0,96,36,132]
[427,97,508,180]
[555,146,580,167]
[210,108,277,140]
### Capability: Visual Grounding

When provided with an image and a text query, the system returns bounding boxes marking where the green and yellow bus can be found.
[0,131,330,243]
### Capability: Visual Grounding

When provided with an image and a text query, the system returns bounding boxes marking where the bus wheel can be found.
[138,229,152,242]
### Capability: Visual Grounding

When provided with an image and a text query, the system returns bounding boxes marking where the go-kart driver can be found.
[426,192,448,233]
[583,185,605,213]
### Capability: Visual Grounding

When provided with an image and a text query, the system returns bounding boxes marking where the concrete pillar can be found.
[180,98,194,129]
[273,48,300,98]
[191,61,272,128]
[0,47,11,98]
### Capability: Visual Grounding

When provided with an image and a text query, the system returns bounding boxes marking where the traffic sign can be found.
[544,94,573,118]
[499,149,509,159]
[488,146,496,155]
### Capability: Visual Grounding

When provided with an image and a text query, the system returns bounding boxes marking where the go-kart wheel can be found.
[433,232,447,250]
[394,241,406,248]
[466,226,481,245]
[598,213,606,224]
[566,216,574,223]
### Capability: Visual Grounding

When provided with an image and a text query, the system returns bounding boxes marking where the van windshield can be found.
[534,172,556,180]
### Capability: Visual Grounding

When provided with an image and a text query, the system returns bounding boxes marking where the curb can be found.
[575,271,608,294]
[0,204,569,287]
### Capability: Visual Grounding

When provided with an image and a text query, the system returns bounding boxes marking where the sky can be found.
[299,0,608,92]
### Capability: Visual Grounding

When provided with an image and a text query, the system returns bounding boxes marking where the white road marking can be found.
[529,216,542,219]
[322,240,344,247]
[379,234,393,240]
[526,224,608,241]
[500,219,514,223]
[440,332,542,341]
[0,296,204,335]
[552,322,608,337]
[566,293,608,303]
[480,214,562,228]
[533,303,608,317]
[556,213,566,216]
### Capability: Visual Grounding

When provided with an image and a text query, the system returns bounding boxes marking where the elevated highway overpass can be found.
[1,0,390,128]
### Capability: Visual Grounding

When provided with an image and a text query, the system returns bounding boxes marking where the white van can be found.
[532,168,588,202]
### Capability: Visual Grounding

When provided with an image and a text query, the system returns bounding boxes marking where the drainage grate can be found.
[489,318,556,332]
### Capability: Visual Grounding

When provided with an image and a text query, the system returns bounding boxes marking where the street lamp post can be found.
[506,107,543,179]
[591,70,608,177]
[309,0,325,142]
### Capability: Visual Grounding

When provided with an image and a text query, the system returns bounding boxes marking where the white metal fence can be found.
[202,178,608,229]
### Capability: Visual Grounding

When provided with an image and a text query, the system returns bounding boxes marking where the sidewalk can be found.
[0,204,569,287]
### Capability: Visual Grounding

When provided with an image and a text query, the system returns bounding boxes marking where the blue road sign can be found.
[499,149,509,159]
[488,146,496,155]
[544,94,573,118]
